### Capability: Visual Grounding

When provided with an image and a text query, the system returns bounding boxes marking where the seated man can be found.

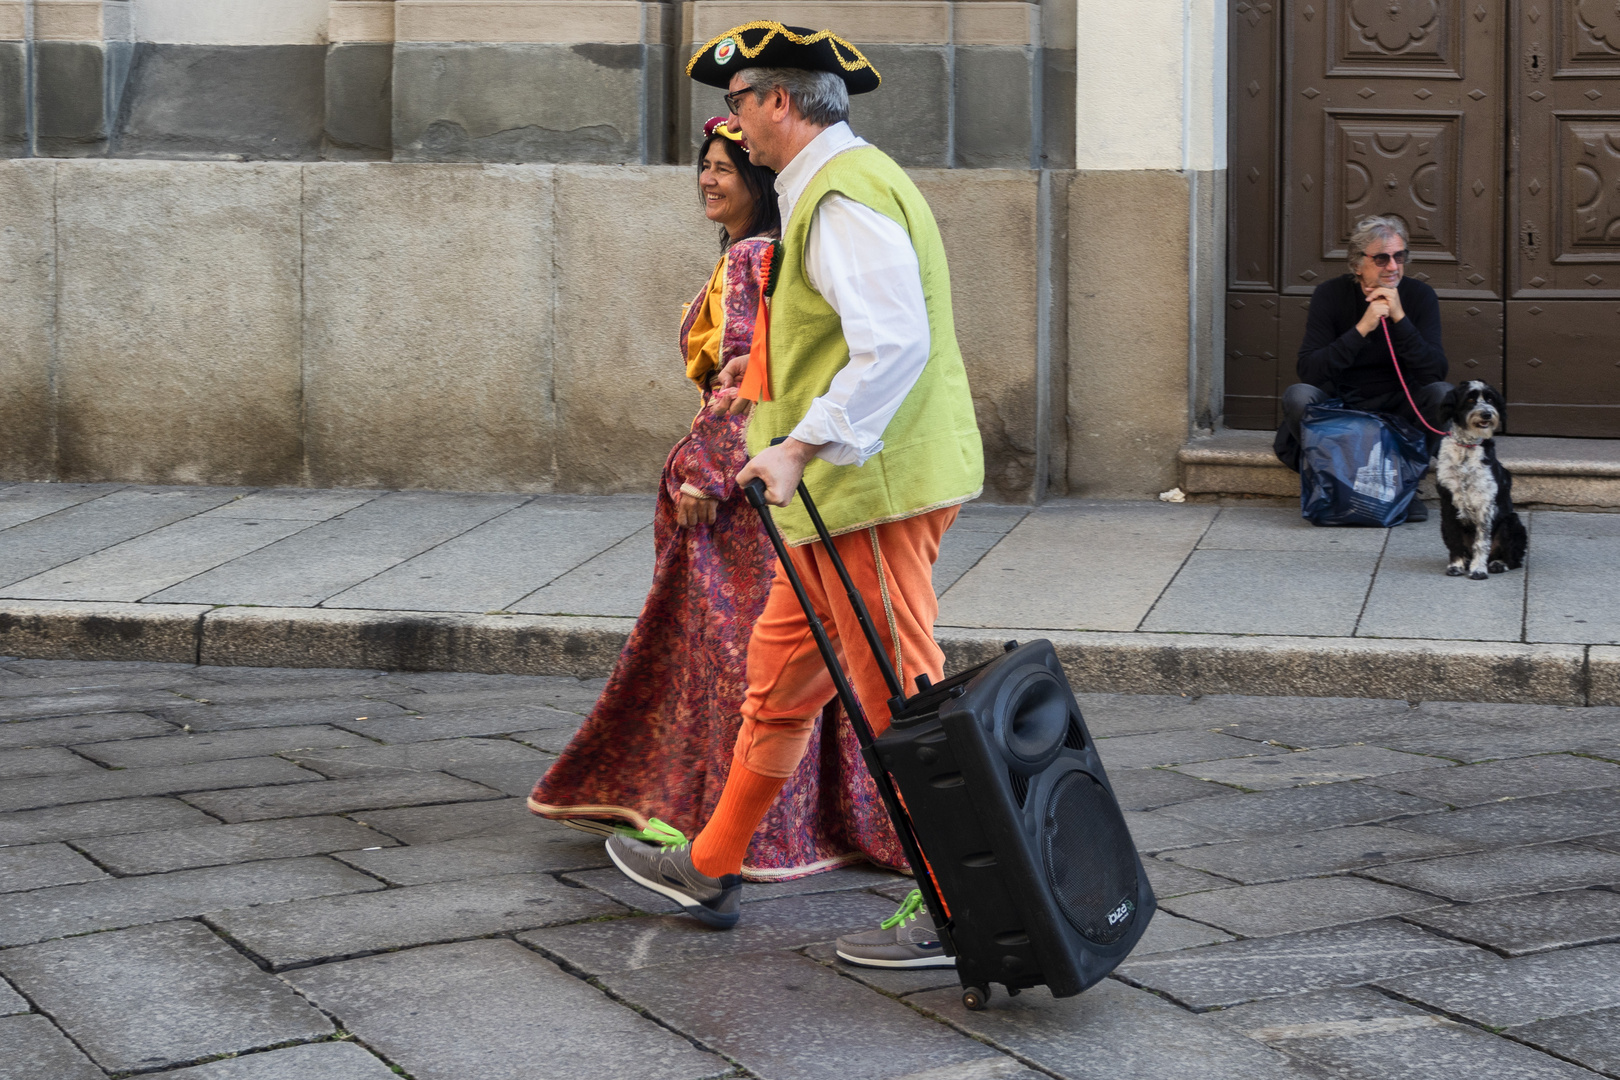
[1274,214,1452,521]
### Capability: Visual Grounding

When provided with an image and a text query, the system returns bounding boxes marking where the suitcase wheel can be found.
[961,986,989,1011]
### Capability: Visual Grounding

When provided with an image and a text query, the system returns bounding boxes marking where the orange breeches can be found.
[734,505,958,778]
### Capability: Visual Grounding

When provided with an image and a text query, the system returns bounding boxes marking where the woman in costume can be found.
[527,119,903,880]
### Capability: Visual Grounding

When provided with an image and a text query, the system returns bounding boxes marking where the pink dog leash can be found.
[1381,316,1449,438]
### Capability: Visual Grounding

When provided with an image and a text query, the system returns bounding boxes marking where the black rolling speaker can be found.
[875,639,1156,1003]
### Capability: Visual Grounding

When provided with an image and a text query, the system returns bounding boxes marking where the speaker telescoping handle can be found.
[764,437,907,711]
[742,475,953,938]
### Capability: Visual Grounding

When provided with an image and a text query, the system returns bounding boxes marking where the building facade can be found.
[1,0,1240,500]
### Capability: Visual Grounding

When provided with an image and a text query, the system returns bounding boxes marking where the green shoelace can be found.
[615,817,688,848]
[881,888,926,930]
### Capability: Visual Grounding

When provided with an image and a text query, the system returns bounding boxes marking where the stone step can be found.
[1180,430,1620,508]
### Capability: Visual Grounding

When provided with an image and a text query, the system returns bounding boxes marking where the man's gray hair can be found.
[740,67,850,126]
[1347,215,1409,270]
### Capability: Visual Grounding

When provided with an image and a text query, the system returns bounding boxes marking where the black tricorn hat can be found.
[687,22,881,95]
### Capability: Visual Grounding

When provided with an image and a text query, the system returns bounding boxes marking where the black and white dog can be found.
[1435,380,1528,580]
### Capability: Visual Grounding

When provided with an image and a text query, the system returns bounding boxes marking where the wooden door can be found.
[1228,0,1508,427]
[1507,0,1620,434]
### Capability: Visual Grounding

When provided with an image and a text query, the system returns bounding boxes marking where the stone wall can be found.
[1,0,1076,169]
[0,158,1068,501]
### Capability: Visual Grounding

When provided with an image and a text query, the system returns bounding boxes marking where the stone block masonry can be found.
[0,158,1065,501]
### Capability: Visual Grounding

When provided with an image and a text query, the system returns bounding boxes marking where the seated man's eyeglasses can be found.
[1367,249,1409,267]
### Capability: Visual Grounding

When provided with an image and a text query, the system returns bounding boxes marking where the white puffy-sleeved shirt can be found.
[772,122,931,467]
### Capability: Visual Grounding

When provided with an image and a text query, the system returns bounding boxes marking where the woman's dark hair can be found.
[698,133,780,250]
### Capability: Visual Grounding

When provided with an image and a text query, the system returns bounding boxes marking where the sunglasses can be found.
[1365,249,1409,267]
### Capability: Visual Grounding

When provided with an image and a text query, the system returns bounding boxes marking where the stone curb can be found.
[0,600,1614,706]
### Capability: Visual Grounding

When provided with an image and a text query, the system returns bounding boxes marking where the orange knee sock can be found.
[690,761,786,878]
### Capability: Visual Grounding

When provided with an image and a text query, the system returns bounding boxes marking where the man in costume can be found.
[605,22,984,969]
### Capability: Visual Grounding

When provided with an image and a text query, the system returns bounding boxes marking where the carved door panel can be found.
[1284,0,1505,298]
[1507,0,1620,433]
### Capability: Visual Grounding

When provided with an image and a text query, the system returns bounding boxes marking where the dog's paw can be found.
[1469,569,1489,580]
[1488,560,1507,574]
[1446,565,1465,577]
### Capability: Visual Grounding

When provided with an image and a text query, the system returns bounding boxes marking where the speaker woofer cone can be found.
[1043,770,1140,945]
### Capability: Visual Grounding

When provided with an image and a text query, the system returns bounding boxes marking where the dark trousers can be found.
[1273,381,1453,472]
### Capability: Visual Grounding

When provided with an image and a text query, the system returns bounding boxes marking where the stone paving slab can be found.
[1141,857,1241,898]
[1107,767,1240,810]
[1210,705,1468,753]
[322,496,651,614]
[160,696,411,733]
[0,920,334,1074]
[1510,1006,1620,1077]
[338,703,584,743]
[0,840,108,891]
[150,1040,401,1079]
[1120,809,1233,854]
[1075,693,1233,737]
[511,524,656,616]
[603,950,1004,1080]
[1133,911,1237,954]
[1524,511,1620,645]
[1116,919,1493,1011]
[0,856,384,947]
[0,975,27,1015]
[1356,518,1531,644]
[0,686,203,720]
[1396,786,1620,846]
[1377,715,1620,763]
[0,1013,105,1080]
[1143,550,1381,637]
[1210,987,1594,1080]
[1363,752,1620,806]
[520,891,898,976]
[1154,781,1447,839]
[1094,729,1266,770]
[0,795,217,846]
[210,872,627,969]
[0,710,175,748]
[906,975,1322,1080]
[283,938,730,1080]
[75,724,364,768]
[0,755,318,813]
[0,744,100,779]
[333,827,607,885]
[0,482,121,532]
[1375,944,1620,1028]
[5,514,316,602]
[148,490,529,607]
[0,486,243,589]
[199,489,384,522]
[181,771,500,822]
[929,504,1030,595]
[1358,842,1620,902]
[76,816,399,875]
[1160,876,1443,937]
[1168,745,1448,791]
[356,796,533,844]
[1155,825,1470,885]
[283,735,548,778]
[1586,831,1620,854]
[443,758,553,796]
[936,502,1215,632]
[1407,888,1620,956]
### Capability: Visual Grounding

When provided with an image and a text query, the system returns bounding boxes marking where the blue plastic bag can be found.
[1299,400,1428,527]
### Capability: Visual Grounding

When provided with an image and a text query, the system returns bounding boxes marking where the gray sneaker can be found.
[835,889,956,969]
[605,833,742,929]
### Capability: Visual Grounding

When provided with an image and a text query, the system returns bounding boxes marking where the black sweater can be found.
[1296,274,1448,410]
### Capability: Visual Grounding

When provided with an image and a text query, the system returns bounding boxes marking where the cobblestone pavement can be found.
[1,660,1618,1080]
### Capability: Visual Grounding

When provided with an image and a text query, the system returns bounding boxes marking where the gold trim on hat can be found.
[688,21,878,83]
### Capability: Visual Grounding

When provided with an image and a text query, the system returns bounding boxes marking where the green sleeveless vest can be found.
[750,144,984,544]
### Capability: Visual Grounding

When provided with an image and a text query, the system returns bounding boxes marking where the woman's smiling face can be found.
[699,140,754,236]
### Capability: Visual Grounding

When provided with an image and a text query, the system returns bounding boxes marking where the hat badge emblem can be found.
[715,38,736,64]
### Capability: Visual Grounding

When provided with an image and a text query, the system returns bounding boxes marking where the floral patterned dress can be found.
[528,237,905,880]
